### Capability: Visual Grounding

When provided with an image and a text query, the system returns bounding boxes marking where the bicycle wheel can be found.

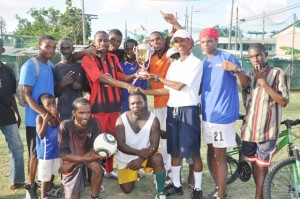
[264,157,300,199]
[207,133,242,185]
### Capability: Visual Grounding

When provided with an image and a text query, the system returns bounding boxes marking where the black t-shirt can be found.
[0,62,17,126]
[108,49,124,62]
[53,62,88,115]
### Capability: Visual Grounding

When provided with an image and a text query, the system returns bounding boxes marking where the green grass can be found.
[0,93,299,199]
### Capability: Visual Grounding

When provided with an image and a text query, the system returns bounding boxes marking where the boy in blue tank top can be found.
[36,93,61,199]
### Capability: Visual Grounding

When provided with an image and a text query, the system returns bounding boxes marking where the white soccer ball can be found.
[93,133,117,158]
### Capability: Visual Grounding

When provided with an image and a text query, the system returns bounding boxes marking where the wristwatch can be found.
[155,75,160,82]
[235,67,242,73]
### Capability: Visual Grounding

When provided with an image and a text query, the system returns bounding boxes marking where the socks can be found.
[194,171,202,190]
[154,171,166,196]
[171,166,181,187]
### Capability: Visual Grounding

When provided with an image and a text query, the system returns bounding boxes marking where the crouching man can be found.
[115,91,166,199]
[58,97,104,199]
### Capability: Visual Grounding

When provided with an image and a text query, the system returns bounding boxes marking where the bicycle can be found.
[263,119,300,199]
[207,114,252,185]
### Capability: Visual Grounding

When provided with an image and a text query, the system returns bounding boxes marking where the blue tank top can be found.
[36,124,59,160]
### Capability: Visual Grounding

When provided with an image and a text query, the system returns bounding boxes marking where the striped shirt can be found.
[82,53,126,113]
[241,64,289,142]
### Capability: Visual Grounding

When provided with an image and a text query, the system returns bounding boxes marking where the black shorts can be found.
[26,126,37,158]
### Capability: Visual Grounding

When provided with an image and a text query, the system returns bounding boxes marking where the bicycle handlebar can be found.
[281,119,300,128]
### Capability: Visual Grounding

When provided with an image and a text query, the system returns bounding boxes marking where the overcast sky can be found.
[1,0,299,39]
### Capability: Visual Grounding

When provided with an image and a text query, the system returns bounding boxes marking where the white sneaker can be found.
[138,168,146,179]
[104,170,118,179]
[155,195,166,199]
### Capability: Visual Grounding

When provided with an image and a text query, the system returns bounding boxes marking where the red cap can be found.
[199,28,219,41]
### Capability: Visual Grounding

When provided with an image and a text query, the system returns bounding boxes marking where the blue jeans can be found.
[0,123,25,183]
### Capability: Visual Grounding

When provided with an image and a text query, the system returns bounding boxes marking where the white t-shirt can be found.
[165,53,203,107]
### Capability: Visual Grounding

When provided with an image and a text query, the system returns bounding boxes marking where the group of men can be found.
[0,10,289,199]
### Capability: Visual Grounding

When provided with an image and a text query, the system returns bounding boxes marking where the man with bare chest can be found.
[115,91,166,199]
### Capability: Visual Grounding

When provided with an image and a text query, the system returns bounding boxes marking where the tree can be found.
[280,46,300,59]
[0,16,7,37]
[213,25,236,37]
[14,0,91,46]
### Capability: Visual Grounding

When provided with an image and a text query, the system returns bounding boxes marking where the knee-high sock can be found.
[172,166,181,187]
[154,172,166,196]
[194,171,202,190]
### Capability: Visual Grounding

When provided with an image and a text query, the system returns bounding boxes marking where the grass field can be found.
[0,92,299,199]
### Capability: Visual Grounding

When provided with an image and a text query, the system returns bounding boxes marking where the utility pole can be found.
[185,7,188,31]
[125,20,127,40]
[228,0,234,50]
[0,17,6,39]
[262,11,265,44]
[291,12,296,85]
[235,7,238,50]
[190,6,193,37]
[82,0,86,45]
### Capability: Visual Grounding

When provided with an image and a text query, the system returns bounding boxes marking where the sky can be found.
[1,0,300,40]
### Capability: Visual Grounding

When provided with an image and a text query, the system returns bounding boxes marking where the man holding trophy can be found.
[81,31,137,179]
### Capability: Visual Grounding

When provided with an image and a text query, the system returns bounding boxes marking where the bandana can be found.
[199,28,219,41]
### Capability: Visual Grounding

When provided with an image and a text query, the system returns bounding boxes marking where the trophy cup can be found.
[133,41,154,81]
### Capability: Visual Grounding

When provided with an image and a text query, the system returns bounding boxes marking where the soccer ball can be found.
[93,133,117,158]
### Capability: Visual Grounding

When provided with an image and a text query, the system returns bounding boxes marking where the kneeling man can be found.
[115,91,166,199]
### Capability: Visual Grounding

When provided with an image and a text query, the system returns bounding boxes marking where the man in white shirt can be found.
[142,29,204,199]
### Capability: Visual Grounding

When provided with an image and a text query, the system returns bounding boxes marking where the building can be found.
[272,20,300,59]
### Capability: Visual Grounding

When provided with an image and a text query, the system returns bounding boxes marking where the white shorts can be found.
[203,121,237,148]
[38,158,61,181]
[154,107,167,131]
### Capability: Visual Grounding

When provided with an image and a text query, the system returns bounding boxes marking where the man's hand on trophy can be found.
[127,84,138,93]
[136,68,150,80]
[160,10,177,25]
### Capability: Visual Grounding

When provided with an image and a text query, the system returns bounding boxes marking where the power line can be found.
[241,3,300,22]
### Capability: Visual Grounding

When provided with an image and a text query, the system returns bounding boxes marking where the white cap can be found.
[171,29,191,41]
[166,47,178,58]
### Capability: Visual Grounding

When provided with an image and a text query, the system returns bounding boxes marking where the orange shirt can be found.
[149,51,170,109]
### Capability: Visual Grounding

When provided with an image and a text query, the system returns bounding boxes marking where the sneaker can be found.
[36,180,41,189]
[46,184,62,198]
[104,170,118,179]
[9,182,25,190]
[25,184,38,199]
[155,194,166,199]
[99,184,105,193]
[138,168,146,179]
[190,188,203,199]
[163,183,183,197]
[208,187,228,199]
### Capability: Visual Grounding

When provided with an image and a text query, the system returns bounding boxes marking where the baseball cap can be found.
[171,29,191,41]
[166,47,179,58]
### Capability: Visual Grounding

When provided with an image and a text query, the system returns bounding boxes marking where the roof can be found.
[218,37,276,45]
[272,20,300,38]
[2,46,39,56]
